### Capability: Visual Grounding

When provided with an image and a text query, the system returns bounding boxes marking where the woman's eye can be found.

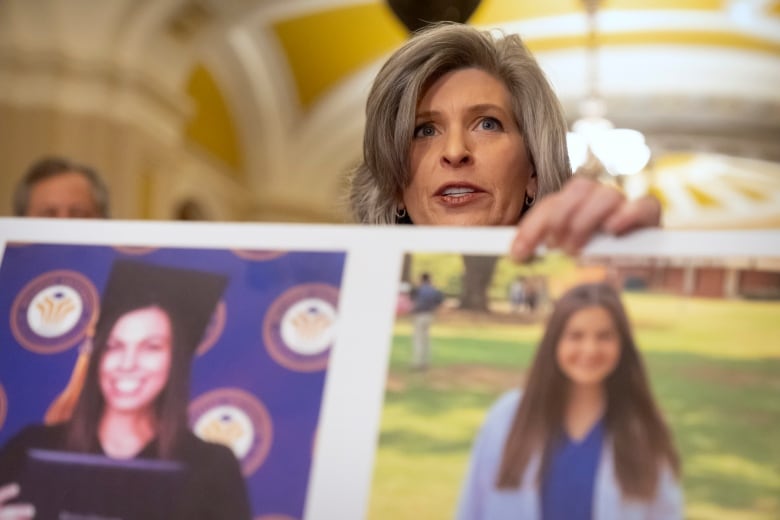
[106,341,123,351]
[413,123,436,138]
[142,341,167,352]
[598,330,617,342]
[479,117,502,131]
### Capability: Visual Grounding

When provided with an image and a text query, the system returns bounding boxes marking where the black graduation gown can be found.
[0,423,251,520]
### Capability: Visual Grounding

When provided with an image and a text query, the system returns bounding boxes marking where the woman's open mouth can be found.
[435,184,486,206]
[111,377,143,394]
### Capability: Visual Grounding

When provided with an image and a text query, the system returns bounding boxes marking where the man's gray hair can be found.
[13,156,110,217]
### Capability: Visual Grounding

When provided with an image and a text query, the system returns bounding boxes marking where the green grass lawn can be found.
[368,293,780,520]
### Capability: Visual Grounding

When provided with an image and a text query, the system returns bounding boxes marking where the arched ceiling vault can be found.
[185,0,779,219]
[1,0,779,223]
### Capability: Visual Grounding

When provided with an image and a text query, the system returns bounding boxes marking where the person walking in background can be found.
[508,276,526,314]
[13,156,109,218]
[525,277,540,315]
[410,272,444,371]
[457,283,681,519]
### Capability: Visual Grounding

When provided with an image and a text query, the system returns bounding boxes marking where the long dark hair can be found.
[497,283,680,499]
[66,304,192,459]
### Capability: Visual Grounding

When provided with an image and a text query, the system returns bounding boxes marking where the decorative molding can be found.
[0,50,190,142]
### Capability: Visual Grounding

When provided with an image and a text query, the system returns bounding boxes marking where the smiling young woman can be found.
[99,307,173,417]
[0,261,251,520]
[457,283,682,520]
[97,306,174,458]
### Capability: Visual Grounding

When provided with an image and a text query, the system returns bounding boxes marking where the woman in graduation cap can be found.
[0,260,251,520]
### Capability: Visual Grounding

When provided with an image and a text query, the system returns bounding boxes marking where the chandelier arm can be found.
[584,0,600,103]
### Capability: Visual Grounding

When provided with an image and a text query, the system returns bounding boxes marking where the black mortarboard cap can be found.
[94,260,228,355]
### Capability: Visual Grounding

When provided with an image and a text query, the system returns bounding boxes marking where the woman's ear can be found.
[395,198,412,224]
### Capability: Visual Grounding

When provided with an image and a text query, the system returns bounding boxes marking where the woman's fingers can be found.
[603,194,662,235]
[0,482,35,520]
[0,484,20,504]
[510,177,662,262]
[558,182,624,254]
[540,177,600,251]
[511,176,596,260]
[0,483,34,519]
[0,504,35,520]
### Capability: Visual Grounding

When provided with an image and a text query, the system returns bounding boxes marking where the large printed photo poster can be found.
[369,250,780,520]
[0,219,778,520]
[0,237,345,520]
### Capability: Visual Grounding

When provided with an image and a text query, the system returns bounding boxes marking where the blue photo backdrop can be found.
[0,242,347,520]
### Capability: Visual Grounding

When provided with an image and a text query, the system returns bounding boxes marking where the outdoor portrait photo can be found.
[0,241,346,520]
[369,250,780,520]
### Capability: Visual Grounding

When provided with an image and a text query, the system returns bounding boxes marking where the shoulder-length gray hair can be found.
[348,22,571,224]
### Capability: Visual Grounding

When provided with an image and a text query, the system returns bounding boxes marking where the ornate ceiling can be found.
[0,0,778,224]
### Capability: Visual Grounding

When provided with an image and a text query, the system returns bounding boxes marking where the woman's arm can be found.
[206,444,252,520]
[456,415,493,520]
[456,391,522,520]
[0,426,45,520]
[647,464,684,520]
[0,427,40,519]
[510,176,662,261]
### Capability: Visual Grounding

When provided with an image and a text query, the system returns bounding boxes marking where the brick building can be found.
[581,257,780,299]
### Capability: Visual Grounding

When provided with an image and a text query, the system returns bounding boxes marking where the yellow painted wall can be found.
[273,3,406,108]
[185,64,244,178]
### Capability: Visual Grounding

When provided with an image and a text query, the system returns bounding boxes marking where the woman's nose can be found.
[441,129,473,167]
[581,337,603,356]
[118,347,138,370]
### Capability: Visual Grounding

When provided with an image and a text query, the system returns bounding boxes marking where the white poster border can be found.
[0,219,778,519]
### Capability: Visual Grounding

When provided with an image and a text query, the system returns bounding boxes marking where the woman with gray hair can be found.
[349,23,661,259]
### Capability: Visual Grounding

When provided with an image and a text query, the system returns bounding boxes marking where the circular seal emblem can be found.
[195,300,227,357]
[10,270,99,354]
[0,383,7,431]
[189,388,273,477]
[263,284,339,372]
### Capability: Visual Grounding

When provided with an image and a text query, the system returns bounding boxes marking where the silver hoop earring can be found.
[395,206,407,219]
[524,193,536,207]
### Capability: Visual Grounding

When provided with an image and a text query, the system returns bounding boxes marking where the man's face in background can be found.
[25,171,100,218]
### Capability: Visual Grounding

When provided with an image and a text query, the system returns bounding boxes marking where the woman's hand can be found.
[0,483,34,519]
[510,176,662,261]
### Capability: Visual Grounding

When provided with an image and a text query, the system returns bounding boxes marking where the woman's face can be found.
[403,67,535,226]
[99,306,173,415]
[556,305,621,387]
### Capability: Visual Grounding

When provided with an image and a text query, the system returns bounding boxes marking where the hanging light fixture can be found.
[567,0,651,178]
[386,0,482,33]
